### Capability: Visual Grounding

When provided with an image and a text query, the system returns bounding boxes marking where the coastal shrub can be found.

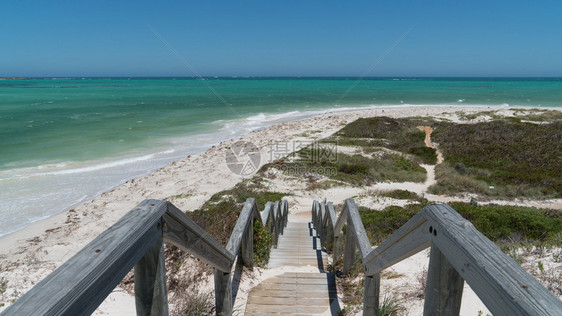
[432,120,562,198]
[457,109,562,122]
[265,148,427,186]
[253,220,273,267]
[172,291,214,316]
[359,204,423,244]
[359,202,562,245]
[448,202,562,241]
[188,199,241,246]
[408,146,437,165]
[188,177,287,252]
[335,117,437,164]
[376,189,420,200]
[378,294,406,316]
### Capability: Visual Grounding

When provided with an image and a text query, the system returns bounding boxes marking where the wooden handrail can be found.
[2,198,288,316]
[1,199,168,316]
[164,202,234,272]
[312,199,562,316]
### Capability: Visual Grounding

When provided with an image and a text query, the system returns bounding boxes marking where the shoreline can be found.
[1,105,561,314]
[0,102,527,239]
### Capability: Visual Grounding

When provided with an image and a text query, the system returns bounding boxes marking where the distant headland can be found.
[0,77,26,80]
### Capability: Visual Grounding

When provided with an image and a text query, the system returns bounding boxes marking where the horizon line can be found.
[2,76,562,79]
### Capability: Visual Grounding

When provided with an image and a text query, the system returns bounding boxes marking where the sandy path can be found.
[417,125,444,164]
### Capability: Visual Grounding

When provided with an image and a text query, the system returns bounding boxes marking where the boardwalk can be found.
[245,218,340,315]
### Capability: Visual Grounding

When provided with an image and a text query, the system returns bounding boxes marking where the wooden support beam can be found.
[214,269,232,316]
[163,203,234,273]
[344,199,372,260]
[343,218,357,274]
[135,235,169,316]
[423,244,464,316]
[319,201,327,249]
[262,202,274,233]
[325,202,337,253]
[363,274,380,316]
[333,231,344,263]
[363,213,430,276]
[241,217,254,268]
[226,198,257,255]
[272,201,280,246]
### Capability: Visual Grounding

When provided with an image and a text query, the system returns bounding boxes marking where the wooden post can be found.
[363,273,380,316]
[319,202,327,249]
[325,203,336,253]
[214,269,232,316]
[272,201,280,246]
[423,244,464,316]
[241,218,254,268]
[343,222,357,274]
[134,235,169,316]
[333,231,344,263]
[283,200,288,228]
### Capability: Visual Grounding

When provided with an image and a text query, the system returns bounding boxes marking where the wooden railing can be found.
[312,199,562,316]
[2,198,288,316]
[261,200,288,246]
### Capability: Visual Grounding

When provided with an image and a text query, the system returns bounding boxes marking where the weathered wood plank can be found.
[226,198,257,255]
[241,217,254,268]
[163,202,233,273]
[262,202,274,233]
[247,296,331,306]
[319,201,327,248]
[214,269,232,316]
[343,218,357,274]
[3,199,167,316]
[344,199,372,260]
[363,274,380,316]
[423,204,562,315]
[334,201,348,234]
[245,305,329,314]
[423,244,464,316]
[134,236,169,316]
[324,202,337,252]
[333,231,344,262]
[280,200,288,232]
[364,212,431,276]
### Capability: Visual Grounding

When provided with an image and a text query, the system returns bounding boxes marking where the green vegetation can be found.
[335,117,437,164]
[173,291,214,316]
[431,120,562,198]
[378,294,405,316]
[165,193,194,200]
[261,148,427,186]
[359,202,562,245]
[253,220,273,267]
[456,109,562,122]
[186,177,286,251]
[0,278,6,295]
[377,189,422,201]
[0,278,7,308]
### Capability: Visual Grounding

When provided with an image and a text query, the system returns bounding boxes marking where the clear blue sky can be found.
[1,1,561,77]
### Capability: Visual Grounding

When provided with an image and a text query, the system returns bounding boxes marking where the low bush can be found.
[432,120,562,197]
[335,117,437,164]
[359,202,562,245]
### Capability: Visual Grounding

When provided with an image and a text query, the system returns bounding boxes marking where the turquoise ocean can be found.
[1,77,561,237]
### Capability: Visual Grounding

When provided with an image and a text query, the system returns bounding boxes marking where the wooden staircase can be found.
[245,218,339,315]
